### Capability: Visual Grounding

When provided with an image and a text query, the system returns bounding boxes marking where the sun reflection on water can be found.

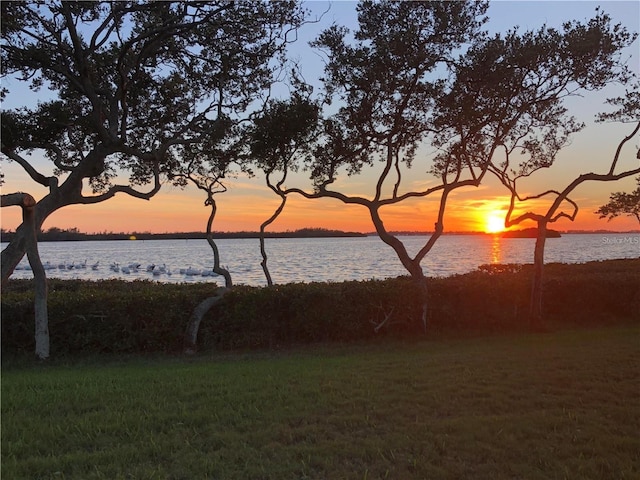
[490,235,502,264]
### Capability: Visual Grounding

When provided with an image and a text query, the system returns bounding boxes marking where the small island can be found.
[499,227,561,238]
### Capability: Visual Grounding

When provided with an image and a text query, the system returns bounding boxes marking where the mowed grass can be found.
[2,326,639,480]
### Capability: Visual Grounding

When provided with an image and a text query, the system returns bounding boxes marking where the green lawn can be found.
[2,326,639,479]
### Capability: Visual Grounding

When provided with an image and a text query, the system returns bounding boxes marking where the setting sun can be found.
[485,211,506,234]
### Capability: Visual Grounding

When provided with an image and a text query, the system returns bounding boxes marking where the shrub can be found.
[2,259,638,357]
[1,280,215,356]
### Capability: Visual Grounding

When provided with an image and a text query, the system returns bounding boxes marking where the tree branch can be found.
[77,162,161,204]
[1,150,53,187]
[1,192,37,208]
[608,121,640,175]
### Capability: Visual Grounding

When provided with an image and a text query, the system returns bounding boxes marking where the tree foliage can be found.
[593,88,640,225]
[289,0,492,290]
[258,1,636,331]
[247,83,321,285]
[0,0,306,282]
[596,177,640,224]
[483,38,639,328]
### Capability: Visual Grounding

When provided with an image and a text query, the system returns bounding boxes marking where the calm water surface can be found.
[4,233,639,287]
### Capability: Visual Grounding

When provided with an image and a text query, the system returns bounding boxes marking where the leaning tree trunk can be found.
[369,205,435,333]
[529,220,548,331]
[1,193,49,359]
[2,185,65,284]
[2,223,32,285]
[183,288,229,354]
[183,195,233,354]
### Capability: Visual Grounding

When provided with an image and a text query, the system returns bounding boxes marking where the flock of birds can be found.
[15,260,220,277]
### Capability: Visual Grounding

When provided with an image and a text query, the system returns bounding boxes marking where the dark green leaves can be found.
[1,1,307,193]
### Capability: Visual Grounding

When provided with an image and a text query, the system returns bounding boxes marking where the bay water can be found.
[3,233,639,287]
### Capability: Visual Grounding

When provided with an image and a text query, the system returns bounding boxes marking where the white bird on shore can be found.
[185,267,201,276]
[91,261,100,270]
[146,264,155,272]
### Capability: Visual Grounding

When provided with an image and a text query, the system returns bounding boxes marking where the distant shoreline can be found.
[0,228,368,243]
[1,228,637,243]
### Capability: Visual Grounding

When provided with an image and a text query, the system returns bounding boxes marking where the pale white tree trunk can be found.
[529,221,547,331]
[2,193,49,359]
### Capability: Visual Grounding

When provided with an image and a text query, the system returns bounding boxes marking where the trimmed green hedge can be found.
[2,259,639,356]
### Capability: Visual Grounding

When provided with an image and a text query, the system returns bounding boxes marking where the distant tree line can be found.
[0,227,366,242]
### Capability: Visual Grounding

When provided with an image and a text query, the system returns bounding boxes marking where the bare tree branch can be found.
[1,150,52,187]
[77,162,162,203]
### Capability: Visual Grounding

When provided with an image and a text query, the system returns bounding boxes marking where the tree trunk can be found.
[259,241,274,287]
[183,195,233,354]
[2,223,30,286]
[368,206,433,332]
[1,193,49,359]
[26,219,49,360]
[183,243,232,353]
[414,271,429,333]
[183,289,228,354]
[259,194,287,287]
[529,221,547,331]
[2,191,61,285]
[379,245,430,332]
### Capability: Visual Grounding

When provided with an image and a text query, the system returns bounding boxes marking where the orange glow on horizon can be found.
[2,180,640,235]
[2,194,639,234]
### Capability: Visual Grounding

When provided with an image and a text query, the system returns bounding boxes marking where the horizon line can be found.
[2,227,639,236]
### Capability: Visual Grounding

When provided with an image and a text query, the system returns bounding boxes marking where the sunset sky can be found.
[2,1,639,235]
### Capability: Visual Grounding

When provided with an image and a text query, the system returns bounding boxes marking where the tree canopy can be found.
[0,0,307,282]
[238,0,637,332]
[274,1,635,275]
[596,177,640,224]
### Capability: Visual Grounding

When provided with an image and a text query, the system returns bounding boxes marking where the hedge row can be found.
[2,259,639,356]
